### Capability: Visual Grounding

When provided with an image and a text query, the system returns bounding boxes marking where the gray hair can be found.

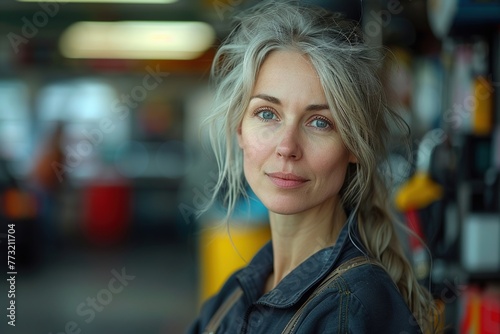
[203,1,438,332]
[206,1,389,211]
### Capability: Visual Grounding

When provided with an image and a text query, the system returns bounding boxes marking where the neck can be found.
[266,199,347,291]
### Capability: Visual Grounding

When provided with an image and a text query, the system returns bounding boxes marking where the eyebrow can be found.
[250,94,329,112]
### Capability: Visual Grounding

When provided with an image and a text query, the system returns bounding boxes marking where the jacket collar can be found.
[236,211,364,308]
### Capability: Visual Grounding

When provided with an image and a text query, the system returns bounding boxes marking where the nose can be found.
[276,126,302,160]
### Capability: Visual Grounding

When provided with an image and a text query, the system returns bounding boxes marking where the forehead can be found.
[252,50,326,102]
[256,50,319,82]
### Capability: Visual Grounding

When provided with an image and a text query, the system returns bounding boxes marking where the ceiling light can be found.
[59,21,215,60]
[18,0,177,3]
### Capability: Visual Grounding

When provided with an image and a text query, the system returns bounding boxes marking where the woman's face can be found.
[238,50,355,215]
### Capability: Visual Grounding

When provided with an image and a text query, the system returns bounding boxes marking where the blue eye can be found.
[254,108,278,122]
[310,117,331,129]
[260,110,275,120]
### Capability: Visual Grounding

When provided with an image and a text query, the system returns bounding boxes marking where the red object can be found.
[460,285,500,334]
[405,209,425,251]
[82,182,131,245]
[481,287,500,334]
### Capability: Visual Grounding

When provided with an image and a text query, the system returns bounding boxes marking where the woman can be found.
[189,1,438,333]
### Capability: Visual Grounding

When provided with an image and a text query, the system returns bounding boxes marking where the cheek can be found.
[240,130,261,176]
[242,139,266,163]
[240,124,276,159]
[241,137,264,184]
[314,147,350,180]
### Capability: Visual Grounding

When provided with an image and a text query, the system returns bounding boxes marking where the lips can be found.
[266,172,309,189]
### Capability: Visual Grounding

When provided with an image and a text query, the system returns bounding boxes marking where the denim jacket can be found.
[187,215,423,334]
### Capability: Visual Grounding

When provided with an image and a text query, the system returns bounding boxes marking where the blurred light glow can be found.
[18,0,176,3]
[59,21,215,60]
[0,81,30,164]
[37,80,117,121]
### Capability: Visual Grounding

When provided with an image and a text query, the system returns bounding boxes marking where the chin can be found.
[261,199,308,216]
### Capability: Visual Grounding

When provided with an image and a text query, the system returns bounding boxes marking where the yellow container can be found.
[199,221,271,303]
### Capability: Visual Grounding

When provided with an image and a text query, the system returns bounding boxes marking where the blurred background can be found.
[0,0,499,333]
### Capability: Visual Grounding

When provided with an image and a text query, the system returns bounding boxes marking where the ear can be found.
[237,124,243,149]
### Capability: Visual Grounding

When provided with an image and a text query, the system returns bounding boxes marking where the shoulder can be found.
[298,263,423,333]
[341,262,401,304]
[340,263,422,333]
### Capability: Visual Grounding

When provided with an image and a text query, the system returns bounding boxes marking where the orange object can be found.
[461,286,482,334]
[3,189,37,219]
[395,172,443,211]
[472,76,493,135]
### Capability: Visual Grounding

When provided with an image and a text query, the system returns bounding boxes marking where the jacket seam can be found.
[335,276,350,334]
